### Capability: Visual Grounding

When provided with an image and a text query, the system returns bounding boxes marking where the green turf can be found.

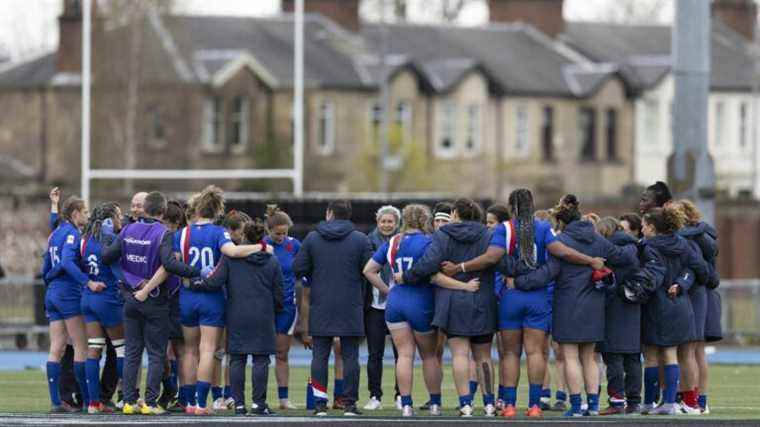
[1,364,759,419]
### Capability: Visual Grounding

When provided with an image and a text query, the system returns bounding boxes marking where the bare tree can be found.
[439,0,474,22]
[362,0,409,22]
[577,0,671,24]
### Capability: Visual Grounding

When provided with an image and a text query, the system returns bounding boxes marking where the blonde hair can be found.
[596,217,622,238]
[674,199,702,227]
[583,212,601,225]
[194,185,225,220]
[401,204,431,234]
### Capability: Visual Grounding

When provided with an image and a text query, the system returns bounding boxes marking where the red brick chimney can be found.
[712,0,757,40]
[282,0,361,32]
[488,0,565,38]
[56,0,99,74]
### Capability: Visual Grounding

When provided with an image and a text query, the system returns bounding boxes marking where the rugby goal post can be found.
[80,0,305,204]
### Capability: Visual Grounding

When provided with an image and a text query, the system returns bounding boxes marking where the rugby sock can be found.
[162,376,175,396]
[498,385,506,402]
[306,383,315,409]
[224,385,232,399]
[528,383,542,408]
[587,393,599,412]
[541,388,551,399]
[333,379,344,399]
[211,386,223,401]
[46,361,62,406]
[569,394,582,414]
[505,386,517,406]
[85,358,101,405]
[644,367,659,405]
[178,386,187,407]
[458,394,472,408]
[429,394,441,406]
[483,392,495,406]
[556,390,567,402]
[469,380,478,396]
[196,381,211,408]
[116,358,124,380]
[170,360,178,390]
[401,395,413,407]
[663,364,680,404]
[278,386,289,400]
[186,383,197,406]
[698,394,707,410]
[74,361,90,406]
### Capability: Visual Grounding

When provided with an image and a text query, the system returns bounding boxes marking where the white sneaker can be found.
[581,403,588,412]
[279,399,298,410]
[641,403,656,415]
[402,405,414,417]
[395,395,403,411]
[363,396,382,411]
[652,403,677,415]
[225,397,235,409]
[115,400,124,410]
[680,404,701,415]
[495,399,505,411]
[484,403,496,417]
[459,404,473,417]
[212,397,227,411]
[429,404,442,416]
[701,405,710,415]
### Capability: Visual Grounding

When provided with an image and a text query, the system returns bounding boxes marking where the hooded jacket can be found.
[682,222,723,341]
[641,233,708,347]
[600,231,642,353]
[515,220,638,343]
[292,220,372,337]
[190,252,283,355]
[402,221,497,336]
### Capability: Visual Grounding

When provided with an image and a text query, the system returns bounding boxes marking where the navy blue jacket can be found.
[367,227,393,309]
[515,220,637,343]
[191,252,283,355]
[600,231,641,353]
[679,222,719,288]
[402,221,497,336]
[292,220,372,337]
[641,234,708,347]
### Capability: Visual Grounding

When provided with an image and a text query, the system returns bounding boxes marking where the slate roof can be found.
[562,20,757,92]
[0,53,57,89]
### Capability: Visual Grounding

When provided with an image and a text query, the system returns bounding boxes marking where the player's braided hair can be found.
[401,204,431,235]
[509,189,537,270]
[84,202,120,243]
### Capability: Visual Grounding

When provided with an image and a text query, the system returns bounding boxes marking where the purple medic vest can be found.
[119,220,166,291]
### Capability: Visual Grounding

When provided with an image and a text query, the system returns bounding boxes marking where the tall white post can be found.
[81,0,92,204]
[293,0,304,198]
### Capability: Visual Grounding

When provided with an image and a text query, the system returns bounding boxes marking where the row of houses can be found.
[0,0,758,203]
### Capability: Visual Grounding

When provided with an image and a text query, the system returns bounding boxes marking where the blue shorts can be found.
[45,285,82,322]
[498,288,551,332]
[384,286,435,334]
[81,291,124,328]
[180,289,225,328]
[276,303,298,335]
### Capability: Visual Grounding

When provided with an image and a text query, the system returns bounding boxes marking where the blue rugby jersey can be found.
[174,222,232,293]
[371,231,433,290]
[265,235,301,306]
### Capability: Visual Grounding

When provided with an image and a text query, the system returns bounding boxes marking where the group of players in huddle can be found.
[40,180,720,418]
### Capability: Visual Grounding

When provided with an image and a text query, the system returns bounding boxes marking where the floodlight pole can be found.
[670,0,714,224]
[293,0,304,198]
[81,0,92,205]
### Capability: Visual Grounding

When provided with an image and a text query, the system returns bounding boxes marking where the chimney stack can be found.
[57,0,99,74]
[488,0,565,38]
[282,0,361,32]
[711,0,757,40]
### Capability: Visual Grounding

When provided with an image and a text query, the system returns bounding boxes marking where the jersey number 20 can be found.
[189,247,214,270]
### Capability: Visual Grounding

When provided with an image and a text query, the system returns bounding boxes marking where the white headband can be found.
[434,212,451,222]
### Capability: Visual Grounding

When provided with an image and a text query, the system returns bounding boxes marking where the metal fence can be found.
[1,276,759,349]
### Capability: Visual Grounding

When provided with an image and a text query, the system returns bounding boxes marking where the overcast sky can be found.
[0,0,673,62]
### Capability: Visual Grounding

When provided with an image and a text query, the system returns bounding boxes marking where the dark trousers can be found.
[603,352,642,405]
[230,353,270,407]
[122,290,169,406]
[59,340,119,406]
[365,308,399,399]
[312,336,360,405]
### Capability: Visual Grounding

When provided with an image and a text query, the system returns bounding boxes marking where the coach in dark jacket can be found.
[292,200,372,414]
[400,198,496,411]
[190,223,284,414]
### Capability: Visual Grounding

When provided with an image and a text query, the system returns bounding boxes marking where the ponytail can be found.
[265,204,293,229]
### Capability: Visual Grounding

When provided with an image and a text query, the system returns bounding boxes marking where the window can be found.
[515,105,529,155]
[606,109,618,161]
[229,96,249,152]
[437,102,457,157]
[317,100,335,155]
[396,101,413,145]
[369,101,383,144]
[146,106,166,148]
[202,96,224,152]
[739,102,748,149]
[714,101,724,146]
[643,99,659,144]
[464,104,481,155]
[542,106,554,162]
[578,107,596,161]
